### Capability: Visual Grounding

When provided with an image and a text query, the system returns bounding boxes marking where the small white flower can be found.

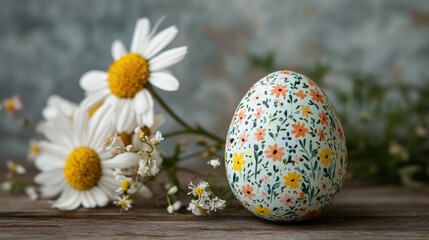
[172,200,182,211]
[207,158,221,168]
[415,126,428,137]
[167,200,182,214]
[126,145,135,152]
[187,198,210,216]
[105,134,125,156]
[2,95,23,116]
[137,156,160,177]
[7,160,26,174]
[188,180,209,197]
[25,186,38,201]
[167,205,174,214]
[210,197,226,212]
[167,185,178,195]
[1,181,12,191]
[151,131,164,145]
[114,195,133,211]
[116,178,135,195]
[28,140,41,161]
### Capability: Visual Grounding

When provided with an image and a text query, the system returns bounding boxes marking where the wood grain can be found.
[0,187,428,240]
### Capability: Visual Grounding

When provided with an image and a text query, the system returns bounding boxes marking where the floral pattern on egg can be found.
[225,71,347,222]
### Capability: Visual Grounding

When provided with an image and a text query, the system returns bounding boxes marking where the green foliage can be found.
[249,51,429,188]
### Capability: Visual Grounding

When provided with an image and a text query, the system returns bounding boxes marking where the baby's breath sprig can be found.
[1,160,38,201]
[105,128,164,212]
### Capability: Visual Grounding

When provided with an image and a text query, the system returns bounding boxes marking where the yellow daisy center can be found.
[108,53,150,98]
[30,144,41,155]
[4,99,15,111]
[195,187,204,196]
[121,180,131,191]
[64,147,101,190]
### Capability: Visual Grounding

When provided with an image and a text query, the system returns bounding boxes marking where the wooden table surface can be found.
[0,186,428,240]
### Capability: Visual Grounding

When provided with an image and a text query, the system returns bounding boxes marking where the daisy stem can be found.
[148,87,224,144]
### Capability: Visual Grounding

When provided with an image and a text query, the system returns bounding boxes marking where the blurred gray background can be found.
[0,0,428,159]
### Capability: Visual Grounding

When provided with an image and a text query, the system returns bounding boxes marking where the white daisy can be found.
[42,95,77,121]
[79,17,187,134]
[34,106,140,210]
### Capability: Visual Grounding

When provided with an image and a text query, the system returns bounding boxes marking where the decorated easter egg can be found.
[225,71,347,222]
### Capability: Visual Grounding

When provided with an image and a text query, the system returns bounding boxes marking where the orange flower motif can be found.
[281,70,292,75]
[264,143,285,162]
[254,107,264,119]
[316,128,325,141]
[295,90,307,100]
[238,131,249,147]
[242,184,256,200]
[310,89,324,103]
[304,209,320,218]
[237,109,247,124]
[291,122,308,138]
[254,128,266,141]
[319,111,328,126]
[337,126,344,140]
[270,84,288,98]
[308,79,317,86]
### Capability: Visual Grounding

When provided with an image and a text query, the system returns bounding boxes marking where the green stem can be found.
[148,86,224,144]
[148,86,191,129]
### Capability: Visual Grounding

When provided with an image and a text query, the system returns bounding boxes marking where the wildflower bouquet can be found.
[2,17,227,214]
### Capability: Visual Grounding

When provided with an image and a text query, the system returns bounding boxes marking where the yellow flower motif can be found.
[253,205,272,217]
[319,148,332,166]
[283,171,303,189]
[300,104,312,118]
[232,152,246,172]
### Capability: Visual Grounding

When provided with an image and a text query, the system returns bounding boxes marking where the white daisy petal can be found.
[143,109,155,127]
[134,90,151,114]
[40,180,66,198]
[116,99,136,133]
[130,18,150,55]
[149,46,187,72]
[111,40,127,60]
[42,118,74,150]
[54,189,80,210]
[35,154,65,171]
[81,192,91,208]
[98,182,116,199]
[88,101,114,148]
[91,187,109,207]
[134,89,151,114]
[149,72,180,91]
[74,108,89,146]
[143,26,178,59]
[79,71,108,92]
[54,185,71,206]
[39,140,68,159]
[43,95,77,121]
[34,169,64,185]
[83,191,97,208]
[152,114,165,132]
[80,89,110,111]
[102,152,141,168]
